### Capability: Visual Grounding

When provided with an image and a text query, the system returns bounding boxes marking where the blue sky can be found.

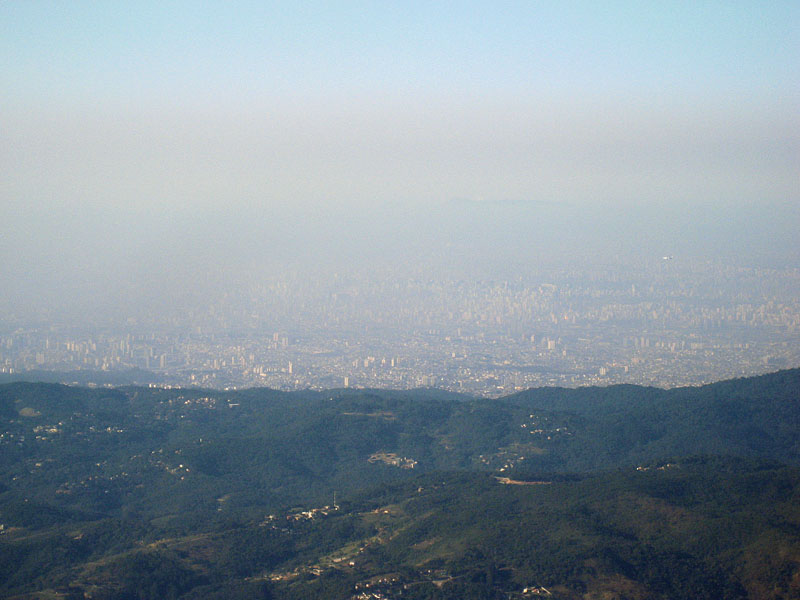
[2,2,798,107]
[1,2,798,312]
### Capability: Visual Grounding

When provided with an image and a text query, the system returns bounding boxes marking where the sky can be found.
[1,2,798,317]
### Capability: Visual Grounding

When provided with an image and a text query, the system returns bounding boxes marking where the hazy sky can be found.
[1,2,798,316]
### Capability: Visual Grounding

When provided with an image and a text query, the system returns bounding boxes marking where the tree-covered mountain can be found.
[0,369,798,598]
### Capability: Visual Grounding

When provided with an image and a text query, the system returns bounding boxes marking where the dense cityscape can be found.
[2,258,797,396]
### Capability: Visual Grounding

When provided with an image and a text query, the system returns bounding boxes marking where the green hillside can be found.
[0,370,798,598]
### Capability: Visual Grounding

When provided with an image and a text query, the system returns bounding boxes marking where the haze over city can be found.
[1,2,798,392]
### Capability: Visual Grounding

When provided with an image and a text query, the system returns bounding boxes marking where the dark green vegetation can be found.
[0,368,161,387]
[0,369,798,599]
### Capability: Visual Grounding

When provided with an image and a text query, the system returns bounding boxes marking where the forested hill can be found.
[0,370,798,484]
[502,368,800,472]
[0,369,797,516]
[1,370,799,599]
[506,368,800,414]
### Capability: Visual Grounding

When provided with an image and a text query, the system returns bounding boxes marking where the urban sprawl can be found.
[2,259,798,396]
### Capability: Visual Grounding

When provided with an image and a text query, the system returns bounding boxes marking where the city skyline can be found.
[3,257,797,396]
